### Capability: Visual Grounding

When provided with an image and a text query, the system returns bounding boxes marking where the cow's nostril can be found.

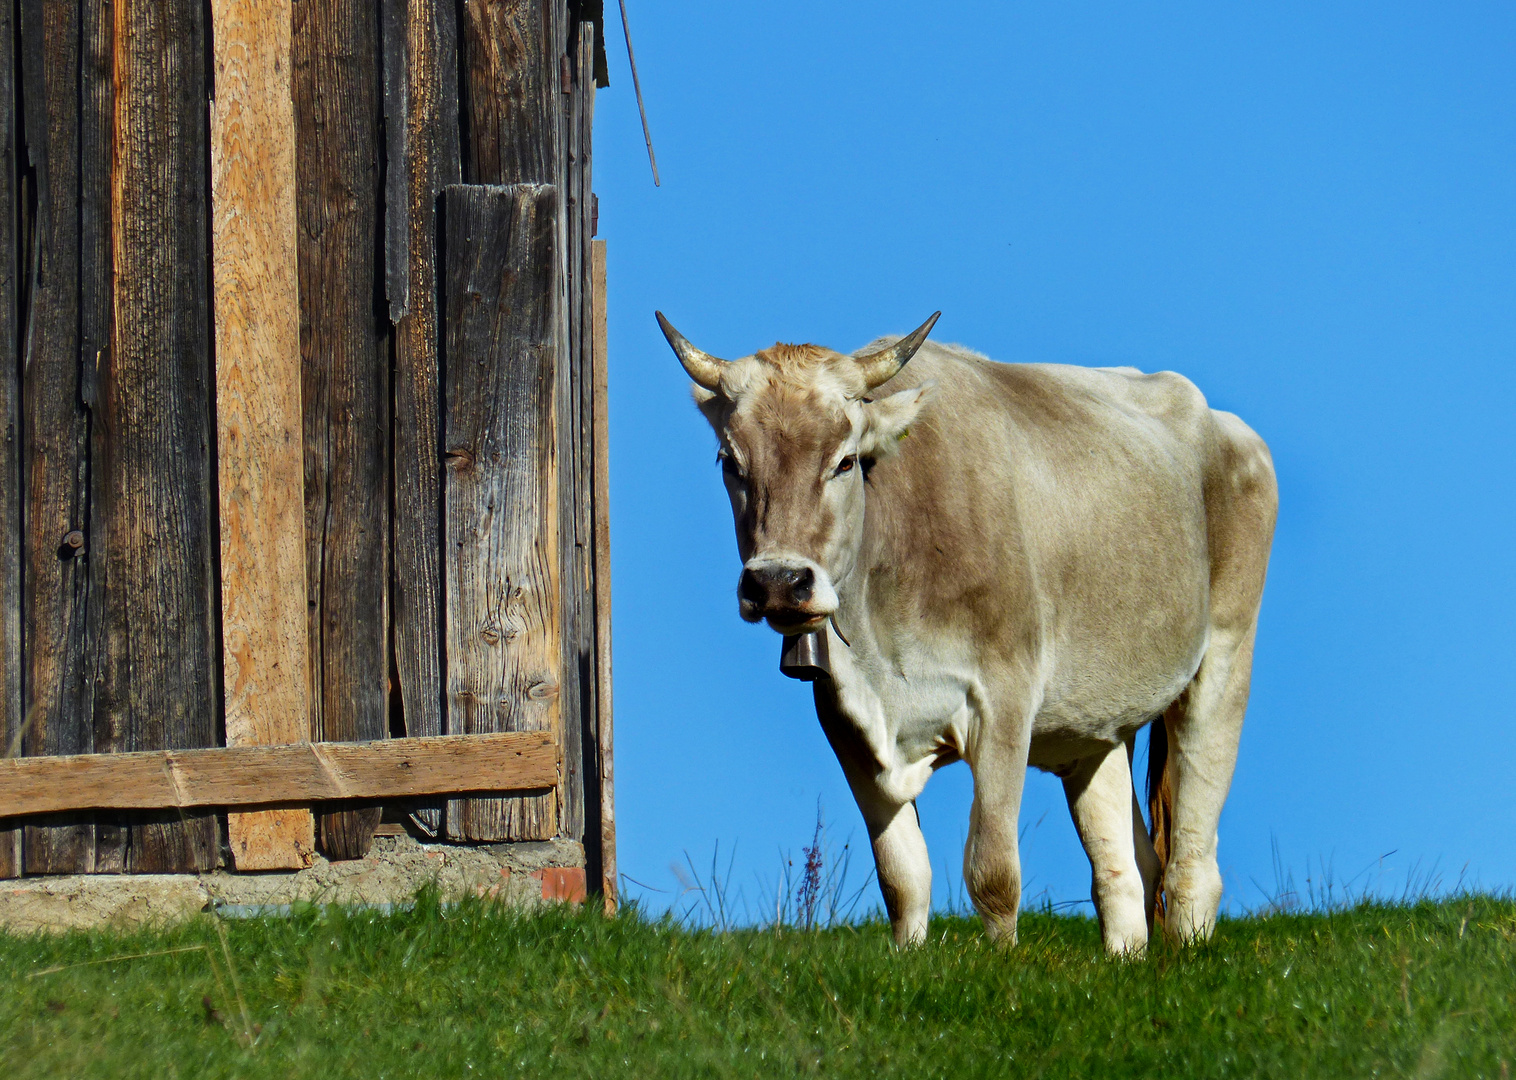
[791,566,815,603]
[738,568,767,606]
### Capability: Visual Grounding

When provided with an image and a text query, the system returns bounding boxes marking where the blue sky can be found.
[591,2,1516,919]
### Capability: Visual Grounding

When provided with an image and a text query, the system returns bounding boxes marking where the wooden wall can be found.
[0,0,611,884]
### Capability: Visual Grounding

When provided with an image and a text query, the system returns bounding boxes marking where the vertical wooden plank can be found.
[453,0,562,838]
[294,0,390,860]
[0,0,21,877]
[211,0,316,871]
[388,0,462,836]
[443,184,560,841]
[461,0,558,186]
[558,18,592,846]
[102,0,221,872]
[18,0,96,875]
[80,0,122,873]
[591,238,615,910]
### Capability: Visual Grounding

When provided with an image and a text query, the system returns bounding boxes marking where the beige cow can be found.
[660,312,1277,953]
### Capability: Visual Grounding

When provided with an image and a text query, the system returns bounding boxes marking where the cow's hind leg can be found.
[1162,620,1258,941]
[1062,742,1150,954]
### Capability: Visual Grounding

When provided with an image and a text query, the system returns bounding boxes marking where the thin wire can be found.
[617,0,660,186]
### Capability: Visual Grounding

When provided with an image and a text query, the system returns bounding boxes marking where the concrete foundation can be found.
[0,834,588,934]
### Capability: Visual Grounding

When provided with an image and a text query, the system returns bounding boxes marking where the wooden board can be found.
[0,732,557,818]
[211,0,315,872]
[461,0,557,185]
[443,184,561,841]
[294,0,390,860]
[387,0,462,840]
[17,0,97,875]
[0,0,20,878]
[102,0,221,873]
[591,238,615,911]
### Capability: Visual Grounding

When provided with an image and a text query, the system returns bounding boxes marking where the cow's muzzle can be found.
[737,559,835,632]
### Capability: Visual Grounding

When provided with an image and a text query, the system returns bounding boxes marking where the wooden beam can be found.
[591,238,615,912]
[443,184,561,841]
[294,0,391,861]
[0,732,558,819]
[105,0,220,873]
[211,0,314,871]
[0,0,20,879]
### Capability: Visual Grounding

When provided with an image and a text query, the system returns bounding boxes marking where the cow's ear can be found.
[859,381,936,457]
[693,383,729,432]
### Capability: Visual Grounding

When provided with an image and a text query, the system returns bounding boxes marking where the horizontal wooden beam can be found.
[0,732,557,819]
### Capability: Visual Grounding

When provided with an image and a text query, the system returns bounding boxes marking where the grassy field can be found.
[3,895,1513,1079]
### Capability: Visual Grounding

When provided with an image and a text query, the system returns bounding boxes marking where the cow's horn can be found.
[855,312,941,390]
[656,311,728,391]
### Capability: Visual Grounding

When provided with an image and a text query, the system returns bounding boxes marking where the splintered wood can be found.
[211,0,314,870]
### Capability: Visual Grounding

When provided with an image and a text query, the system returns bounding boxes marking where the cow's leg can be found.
[813,686,932,947]
[1163,620,1257,941]
[1062,743,1149,954]
[864,800,933,946]
[964,698,1034,945]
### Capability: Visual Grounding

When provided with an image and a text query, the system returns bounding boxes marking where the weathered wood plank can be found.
[591,238,615,910]
[388,0,463,839]
[0,731,558,818]
[79,0,120,873]
[212,0,315,872]
[443,183,560,841]
[559,18,594,847]
[102,0,221,873]
[19,0,96,874]
[0,0,20,878]
[461,0,557,185]
[294,0,391,860]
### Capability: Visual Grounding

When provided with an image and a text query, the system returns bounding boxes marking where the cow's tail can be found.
[1145,707,1177,926]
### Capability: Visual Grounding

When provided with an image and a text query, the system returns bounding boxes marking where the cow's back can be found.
[863,341,1248,759]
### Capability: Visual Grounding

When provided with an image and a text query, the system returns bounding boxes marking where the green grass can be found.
[3,896,1513,1079]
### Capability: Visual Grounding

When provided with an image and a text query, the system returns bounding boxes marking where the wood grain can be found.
[0,731,558,818]
[19,0,97,874]
[461,0,557,185]
[102,0,221,873]
[295,0,390,860]
[388,0,462,839]
[211,0,315,871]
[443,184,561,841]
[591,238,615,911]
[0,0,19,877]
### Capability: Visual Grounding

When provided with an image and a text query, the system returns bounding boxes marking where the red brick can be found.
[532,867,586,904]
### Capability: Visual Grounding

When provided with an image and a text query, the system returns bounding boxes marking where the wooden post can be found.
[103,0,221,872]
[443,184,561,841]
[0,0,20,878]
[211,0,314,870]
[17,0,97,875]
[591,238,615,910]
[294,0,390,860]
[386,0,462,839]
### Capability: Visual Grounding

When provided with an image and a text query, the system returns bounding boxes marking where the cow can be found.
[658,310,1277,954]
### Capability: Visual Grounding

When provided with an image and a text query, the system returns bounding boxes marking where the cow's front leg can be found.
[864,800,932,946]
[964,702,1034,945]
[1062,742,1150,954]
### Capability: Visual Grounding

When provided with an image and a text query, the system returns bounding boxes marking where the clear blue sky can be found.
[591,1,1516,919]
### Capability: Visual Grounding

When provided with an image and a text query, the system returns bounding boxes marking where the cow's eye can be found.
[834,456,857,477]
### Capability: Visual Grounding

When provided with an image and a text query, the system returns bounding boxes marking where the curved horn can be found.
[855,311,941,390]
[656,311,729,391]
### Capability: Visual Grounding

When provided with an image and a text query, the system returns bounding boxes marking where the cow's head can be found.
[659,312,940,634]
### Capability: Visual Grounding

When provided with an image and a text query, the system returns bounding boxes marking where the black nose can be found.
[739,565,816,612]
